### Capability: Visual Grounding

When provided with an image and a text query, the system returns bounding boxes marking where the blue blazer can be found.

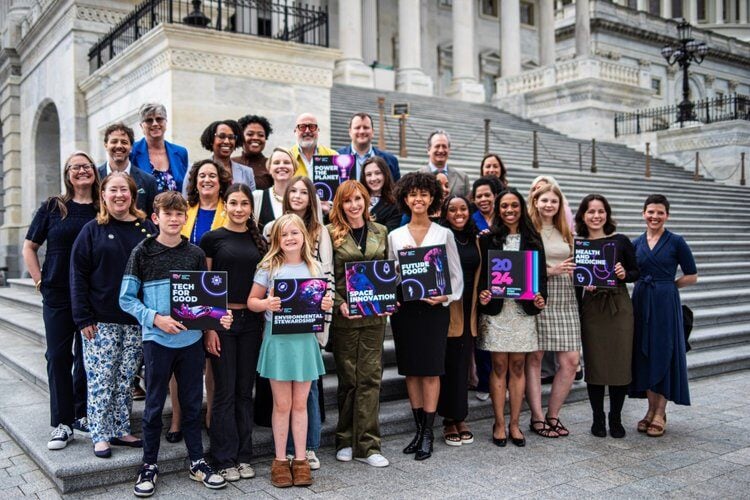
[98,163,158,216]
[129,138,189,192]
[337,145,401,182]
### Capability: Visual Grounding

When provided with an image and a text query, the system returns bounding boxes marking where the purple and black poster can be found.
[312,155,355,201]
[170,271,228,330]
[573,238,618,288]
[272,278,328,334]
[398,244,452,301]
[345,260,398,316]
[486,250,539,300]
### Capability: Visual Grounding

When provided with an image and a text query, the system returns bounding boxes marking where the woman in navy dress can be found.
[631,194,697,437]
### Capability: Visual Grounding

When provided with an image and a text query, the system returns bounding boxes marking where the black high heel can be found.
[492,424,507,447]
[403,408,424,454]
[509,426,526,447]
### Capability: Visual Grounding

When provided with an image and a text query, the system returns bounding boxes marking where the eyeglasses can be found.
[215,133,238,141]
[143,116,165,125]
[296,123,319,132]
[68,164,95,172]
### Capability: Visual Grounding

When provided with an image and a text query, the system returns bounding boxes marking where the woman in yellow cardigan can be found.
[167,159,232,443]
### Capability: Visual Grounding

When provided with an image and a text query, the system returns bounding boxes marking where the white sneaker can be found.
[355,454,389,468]
[476,392,490,401]
[47,424,74,450]
[218,466,240,482]
[306,450,320,470]
[237,463,255,479]
[336,447,353,462]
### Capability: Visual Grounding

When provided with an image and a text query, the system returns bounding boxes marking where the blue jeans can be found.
[286,378,321,453]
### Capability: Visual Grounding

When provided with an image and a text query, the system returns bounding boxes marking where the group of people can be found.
[24,102,697,497]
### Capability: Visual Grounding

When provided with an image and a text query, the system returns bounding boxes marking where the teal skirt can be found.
[256,322,325,382]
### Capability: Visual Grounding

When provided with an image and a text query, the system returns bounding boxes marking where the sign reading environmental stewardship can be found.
[573,238,618,288]
[486,250,539,300]
[312,155,355,201]
[345,260,398,316]
[398,245,452,301]
[170,271,228,330]
[271,278,328,334]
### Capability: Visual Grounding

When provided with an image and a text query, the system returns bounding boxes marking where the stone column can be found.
[687,0,699,23]
[396,0,433,95]
[740,0,748,23]
[539,0,556,66]
[715,0,724,23]
[333,0,374,87]
[362,0,378,65]
[661,0,672,18]
[575,0,591,58]
[446,0,485,102]
[501,0,522,76]
[637,0,648,11]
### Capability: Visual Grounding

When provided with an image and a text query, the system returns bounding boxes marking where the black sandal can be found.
[529,419,559,438]
[545,416,570,437]
[443,425,462,447]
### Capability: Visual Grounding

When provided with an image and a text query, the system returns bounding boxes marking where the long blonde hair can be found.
[329,180,371,248]
[529,183,573,246]
[258,213,319,277]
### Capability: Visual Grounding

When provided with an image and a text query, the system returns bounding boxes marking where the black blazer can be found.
[98,163,158,216]
[370,198,401,233]
[477,231,548,317]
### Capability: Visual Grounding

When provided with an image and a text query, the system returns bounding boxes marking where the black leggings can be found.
[587,384,628,416]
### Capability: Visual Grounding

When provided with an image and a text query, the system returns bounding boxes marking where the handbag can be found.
[682,304,694,353]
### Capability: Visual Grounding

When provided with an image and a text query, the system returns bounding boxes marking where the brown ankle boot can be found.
[270,459,293,488]
[291,459,313,486]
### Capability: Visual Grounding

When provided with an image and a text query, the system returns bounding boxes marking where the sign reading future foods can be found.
[486,250,539,300]
[398,244,452,301]
[345,260,398,316]
[271,278,328,334]
[312,155,355,201]
[573,238,618,288]
[170,271,228,330]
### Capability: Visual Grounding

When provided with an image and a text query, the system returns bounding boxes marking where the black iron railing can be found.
[614,94,749,137]
[88,0,329,71]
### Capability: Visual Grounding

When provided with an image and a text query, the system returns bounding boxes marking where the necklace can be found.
[271,187,283,203]
[352,225,367,252]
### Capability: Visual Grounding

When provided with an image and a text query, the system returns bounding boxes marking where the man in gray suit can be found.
[419,130,470,198]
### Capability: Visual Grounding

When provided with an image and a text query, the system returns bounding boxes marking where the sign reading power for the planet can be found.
[312,155,355,201]
[170,271,228,330]
[486,250,539,300]
[271,278,328,334]
[397,244,452,301]
[573,238,617,288]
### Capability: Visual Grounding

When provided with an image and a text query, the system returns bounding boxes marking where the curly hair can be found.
[329,180,372,248]
[575,194,617,237]
[394,172,442,216]
[185,159,233,206]
[96,172,146,225]
[359,156,395,204]
[223,183,268,256]
[480,153,508,188]
[490,188,542,249]
[237,114,273,138]
[472,175,504,199]
[200,120,244,151]
[439,195,478,237]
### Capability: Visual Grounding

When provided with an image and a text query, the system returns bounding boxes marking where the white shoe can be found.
[218,466,240,482]
[336,447,353,462]
[305,450,320,470]
[355,454,389,468]
[475,392,490,401]
[47,424,74,450]
[237,463,255,479]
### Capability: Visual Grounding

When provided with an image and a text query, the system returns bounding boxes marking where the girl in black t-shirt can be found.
[200,183,267,481]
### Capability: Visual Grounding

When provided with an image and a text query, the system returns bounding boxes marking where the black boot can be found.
[415,411,436,460]
[403,408,424,454]
[609,412,626,438]
[591,412,606,438]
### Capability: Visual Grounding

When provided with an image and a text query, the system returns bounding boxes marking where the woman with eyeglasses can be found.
[23,151,101,451]
[130,103,190,193]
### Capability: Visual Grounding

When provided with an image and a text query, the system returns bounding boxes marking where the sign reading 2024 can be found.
[487,250,539,300]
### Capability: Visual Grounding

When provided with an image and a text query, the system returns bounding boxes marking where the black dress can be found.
[438,233,480,421]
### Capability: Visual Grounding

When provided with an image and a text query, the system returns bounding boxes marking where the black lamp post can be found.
[661,19,709,124]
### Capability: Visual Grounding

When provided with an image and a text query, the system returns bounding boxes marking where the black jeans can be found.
[209,310,263,469]
[142,339,205,464]
[42,299,87,427]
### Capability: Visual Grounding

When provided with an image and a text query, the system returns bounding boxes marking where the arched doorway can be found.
[34,101,61,204]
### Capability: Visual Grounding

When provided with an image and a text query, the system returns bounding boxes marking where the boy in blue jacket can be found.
[120,191,232,497]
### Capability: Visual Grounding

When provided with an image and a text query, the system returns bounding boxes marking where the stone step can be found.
[693,250,750,263]
[693,303,750,328]
[694,261,750,275]
[0,286,43,314]
[689,323,750,351]
[681,287,750,308]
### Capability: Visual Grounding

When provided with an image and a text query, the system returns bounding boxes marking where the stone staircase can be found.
[1,85,749,493]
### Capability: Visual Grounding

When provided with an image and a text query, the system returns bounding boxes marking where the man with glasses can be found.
[130,103,190,193]
[289,113,337,178]
[99,123,158,215]
[419,130,470,198]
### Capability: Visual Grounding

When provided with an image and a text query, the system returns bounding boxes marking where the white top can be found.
[387,222,463,305]
[540,225,571,268]
[253,188,284,223]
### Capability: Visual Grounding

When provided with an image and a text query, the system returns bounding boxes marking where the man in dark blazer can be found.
[337,112,400,182]
[99,123,158,216]
[418,130,470,198]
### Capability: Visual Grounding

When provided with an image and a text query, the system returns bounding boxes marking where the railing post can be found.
[377,97,386,150]
[614,116,618,138]
[645,142,651,178]
[694,151,700,181]
[217,0,222,31]
[705,99,710,124]
[484,119,491,155]
[150,0,155,29]
[590,139,597,173]
[734,95,739,120]
[532,131,539,169]
[636,112,640,134]
[578,143,582,172]
[168,0,173,23]
[741,152,746,186]
[283,3,289,40]
[399,114,408,158]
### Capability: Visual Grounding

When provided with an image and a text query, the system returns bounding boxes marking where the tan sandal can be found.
[646,414,666,437]
[637,411,655,433]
